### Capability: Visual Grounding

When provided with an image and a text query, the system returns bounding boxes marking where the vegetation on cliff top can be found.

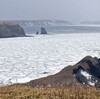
[0,85,100,99]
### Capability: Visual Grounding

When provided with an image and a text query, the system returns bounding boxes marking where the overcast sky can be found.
[0,0,100,23]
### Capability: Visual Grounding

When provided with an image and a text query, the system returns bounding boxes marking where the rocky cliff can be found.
[0,24,26,38]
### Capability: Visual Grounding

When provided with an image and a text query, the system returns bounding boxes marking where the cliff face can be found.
[0,24,26,38]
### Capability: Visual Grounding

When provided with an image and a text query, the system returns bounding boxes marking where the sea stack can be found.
[0,23,26,38]
[41,27,47,34]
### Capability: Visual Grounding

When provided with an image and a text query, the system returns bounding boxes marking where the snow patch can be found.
[79,69,91,80]
[77,69,96,86]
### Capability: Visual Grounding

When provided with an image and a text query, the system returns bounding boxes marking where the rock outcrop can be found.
[0,24,26,38]
[26,56,100,88]
[41,27,47,34]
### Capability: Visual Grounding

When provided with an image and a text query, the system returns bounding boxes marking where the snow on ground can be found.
[79,69,95,86]
[0,33,100,86]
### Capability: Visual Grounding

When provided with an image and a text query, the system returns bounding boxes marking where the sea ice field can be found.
[0,33,100,86]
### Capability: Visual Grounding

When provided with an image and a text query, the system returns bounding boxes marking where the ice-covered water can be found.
[0,33,100,86]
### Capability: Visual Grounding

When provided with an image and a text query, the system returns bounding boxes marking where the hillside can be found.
[26,56,100,88]
[0,20,72,27]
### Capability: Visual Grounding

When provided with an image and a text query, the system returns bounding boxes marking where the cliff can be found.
[0,24,26,38]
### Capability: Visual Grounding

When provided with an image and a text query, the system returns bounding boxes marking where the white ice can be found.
[0,33,100,86]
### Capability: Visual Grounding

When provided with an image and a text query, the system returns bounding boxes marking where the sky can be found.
[0,0,100,23]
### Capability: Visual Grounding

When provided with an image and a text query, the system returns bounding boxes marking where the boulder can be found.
[0,23,26,38]
[41,27,47,34]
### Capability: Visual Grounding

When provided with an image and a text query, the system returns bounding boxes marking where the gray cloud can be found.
[0,0,100,23]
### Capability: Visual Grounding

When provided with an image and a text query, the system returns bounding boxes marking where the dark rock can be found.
[73,66,96,86]
[43,72,49,74]
[0,23,26,38]
[73,56,100,86]
[76,56,100,79]
[41,27,47,34]
[36,31,39,35]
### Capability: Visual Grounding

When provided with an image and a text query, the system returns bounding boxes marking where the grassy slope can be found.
[0,85,100,99]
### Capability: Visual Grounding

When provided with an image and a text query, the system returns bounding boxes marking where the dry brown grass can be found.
[0,85,100,99]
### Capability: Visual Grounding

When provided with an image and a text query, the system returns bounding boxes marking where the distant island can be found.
[80,21,100,25]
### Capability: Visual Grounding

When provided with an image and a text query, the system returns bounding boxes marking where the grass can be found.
[0,85,100,99]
